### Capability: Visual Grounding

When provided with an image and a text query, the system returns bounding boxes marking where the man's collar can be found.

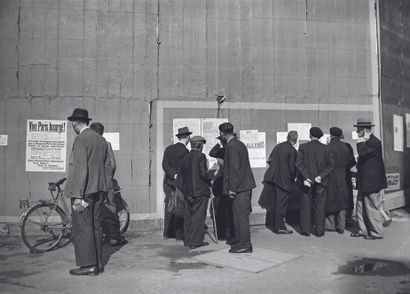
[79,126,89,134]
[227,136,235,144]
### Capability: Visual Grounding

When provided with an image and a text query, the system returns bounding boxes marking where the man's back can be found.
[162,142,189,186]
[180,149,211,197]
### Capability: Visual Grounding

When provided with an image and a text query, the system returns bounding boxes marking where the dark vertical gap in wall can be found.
[56,0,61,97]
[82,0,86,99]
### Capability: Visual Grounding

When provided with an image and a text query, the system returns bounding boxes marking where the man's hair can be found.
[218,122,234,134]
[90,122,104,135]
[191,142,203,150]
[287,131,298,142]
[177,134,190,139]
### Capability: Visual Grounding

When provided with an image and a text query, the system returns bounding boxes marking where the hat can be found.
[190,136,206,144]
[67,108,92,121]
[329,127,343,137]
[310,127,323,139]
[175,126,192,137]
[354,118,375,128]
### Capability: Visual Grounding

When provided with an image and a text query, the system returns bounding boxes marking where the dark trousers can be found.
[102,189,120,241]
[212,195,235,241]
[184,195,209,246]
[300,185,327,235]
[231,190,252,250]
[273,186,290,230]
[163,183,184,239]
[71,192,103,269]
[325,210,346,231]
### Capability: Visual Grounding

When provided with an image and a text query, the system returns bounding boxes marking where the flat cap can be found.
[190,136,206,144]
[329,127,343,137]
[310,127,323,139]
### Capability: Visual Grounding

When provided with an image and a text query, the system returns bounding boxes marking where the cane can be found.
[210,193,218,243]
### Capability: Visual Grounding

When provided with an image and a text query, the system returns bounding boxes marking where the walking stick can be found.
[210,193,218,243]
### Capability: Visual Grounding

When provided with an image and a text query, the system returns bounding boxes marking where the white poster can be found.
[276,132,288,144]
[26,119,67,172]
[201,118,228,169]
[287,123,312,140]
[173,118,201,144]
[0,135,7,146]
[103,132,120,151]
[386,173,400,191]
[393,114,404,152]
[352,131,359,140]
[406,113,410,148]
[240,130,266,168]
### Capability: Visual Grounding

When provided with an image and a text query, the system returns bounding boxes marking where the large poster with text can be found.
[26,120,67,172]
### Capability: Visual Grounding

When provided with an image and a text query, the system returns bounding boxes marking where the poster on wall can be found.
[386,173,400,191]
[103,132,120,151]
[406,113,410,148]
[393,114,404,152]
[201,118,228,169]
[276,132,288,144]
[287,123,312,140]
[26,119,67,172]
[240,130,266,168]
[0,135,7,146]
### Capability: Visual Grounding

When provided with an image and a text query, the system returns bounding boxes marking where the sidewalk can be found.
[0,209,409,294]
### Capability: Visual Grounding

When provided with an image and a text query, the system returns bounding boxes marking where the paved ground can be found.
[1,209,410,294]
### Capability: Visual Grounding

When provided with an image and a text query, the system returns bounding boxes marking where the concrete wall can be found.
[0,0,377,219]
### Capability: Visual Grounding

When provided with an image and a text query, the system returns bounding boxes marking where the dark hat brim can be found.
[67,116,92,121]
[353,123,374,127]
[175,131,192,137]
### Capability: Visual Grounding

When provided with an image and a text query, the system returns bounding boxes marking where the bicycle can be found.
[20,178,130,253]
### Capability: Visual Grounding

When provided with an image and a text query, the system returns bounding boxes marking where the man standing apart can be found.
[260,131,298,234]
[162,127,191,240]
[325,127,356,234]
[65,108,108,276]
[351,118,387,240]
[180,136,211,249]
[297,127,334,237]
[219,123,256,253]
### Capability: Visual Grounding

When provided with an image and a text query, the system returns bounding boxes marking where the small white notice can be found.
[287,123,312,141]
[240,130,266,168]
[393,114,404,152]
[103,132,120,151]
[0,135,7,146]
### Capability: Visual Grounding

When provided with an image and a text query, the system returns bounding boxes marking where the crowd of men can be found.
[163,118,390,255]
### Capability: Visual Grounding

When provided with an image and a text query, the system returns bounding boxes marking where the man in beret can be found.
[219,122,256,253]
[325,127,356,234]
[296,127,335,237]
[351,119,387,239]
[180,136,212,249]
[162,127,191,240]
[65,108,107,276]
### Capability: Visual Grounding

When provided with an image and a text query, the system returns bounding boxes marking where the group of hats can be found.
[310,118,374,139]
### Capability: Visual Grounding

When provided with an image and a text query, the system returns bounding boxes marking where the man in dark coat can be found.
[219,123,256,253]
[180,136,211,249]
[296,127,335,237]
[259,131,298,234]
[340,133,356,226]
[351,119,387,240]
[65,108,108,276]
[325,127,356,234]
[162,127,191,240]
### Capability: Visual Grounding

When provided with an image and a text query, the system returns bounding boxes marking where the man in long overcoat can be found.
[162,127,191,240]
[351,119,387,240]
[325,127,356,234]
[296,127,335,237]
[219,123,256,253]
[259,131,298,234]
[65,108,108,276]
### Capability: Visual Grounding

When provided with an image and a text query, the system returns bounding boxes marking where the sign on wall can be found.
[393,114,404,152]
[386,173,400,191]
[103,132,120,151]
[240,130,266,168]
[26,120,67,172]
[0,135,7,146]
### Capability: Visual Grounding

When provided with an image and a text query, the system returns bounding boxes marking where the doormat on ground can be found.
[192,247,301,273]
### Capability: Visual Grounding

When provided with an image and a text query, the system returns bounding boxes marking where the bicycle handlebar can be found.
[48,178,67,192]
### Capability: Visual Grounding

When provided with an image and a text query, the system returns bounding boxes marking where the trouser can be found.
[231,190,252,250]
[71,192,103,269]
[300,185,327,235]
[213,194,235,240]
[184,195,209,246]
[325,210,346,231]
[163,183,184,239]
[273,186,290,230]
[356,191,383,237]
[102,188,121,240]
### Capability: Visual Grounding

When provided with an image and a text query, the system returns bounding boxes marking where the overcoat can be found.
[180,149,211,197]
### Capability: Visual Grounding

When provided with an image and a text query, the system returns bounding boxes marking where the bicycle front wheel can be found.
[118,199,130,234]
[21,203,68,253]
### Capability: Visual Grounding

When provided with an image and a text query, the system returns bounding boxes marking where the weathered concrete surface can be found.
[0,209,409,294]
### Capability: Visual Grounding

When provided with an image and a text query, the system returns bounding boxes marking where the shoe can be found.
[109,237,128,246]
[350,232,365,238]
[273,229,293,234]
[229,246,253,253]
[189,242,209,249]
[383,219,392,227]
[301,232,310,236]
[69,266,99,276]
[316,232,324,237]
[336,228,344,234]
[365,235,383,240]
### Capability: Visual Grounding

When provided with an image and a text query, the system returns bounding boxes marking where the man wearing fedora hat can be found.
[180,136,212,249]
[65,108,108,276]
[351,118,387,240]
[162,126,191,240]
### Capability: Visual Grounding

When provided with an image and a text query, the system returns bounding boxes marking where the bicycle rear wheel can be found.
[21,203,68,253]
[118,199,130,234]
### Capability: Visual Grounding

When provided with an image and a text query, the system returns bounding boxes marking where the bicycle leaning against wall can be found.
[20,178,130,253]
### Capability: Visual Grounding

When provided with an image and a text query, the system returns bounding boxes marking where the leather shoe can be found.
[109,237,128,246]
[336,228,344,234]
[189,242,209,249]
[273,228,293,234]
[316,232,324,237]
[229,246,253,254]
[69,266,99,276]
[365,235,383,240]
[350,232,365,238]
[383,219,392,227]
[301,232,310,236]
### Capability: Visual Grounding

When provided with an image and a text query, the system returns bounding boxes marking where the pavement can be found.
[0,209,409,294]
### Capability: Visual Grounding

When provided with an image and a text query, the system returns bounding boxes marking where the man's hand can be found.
[314,176,322,184]
[173,174,178,180]
[303,179,312,187]
[72,198,89,213]
[228,190,236,199]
